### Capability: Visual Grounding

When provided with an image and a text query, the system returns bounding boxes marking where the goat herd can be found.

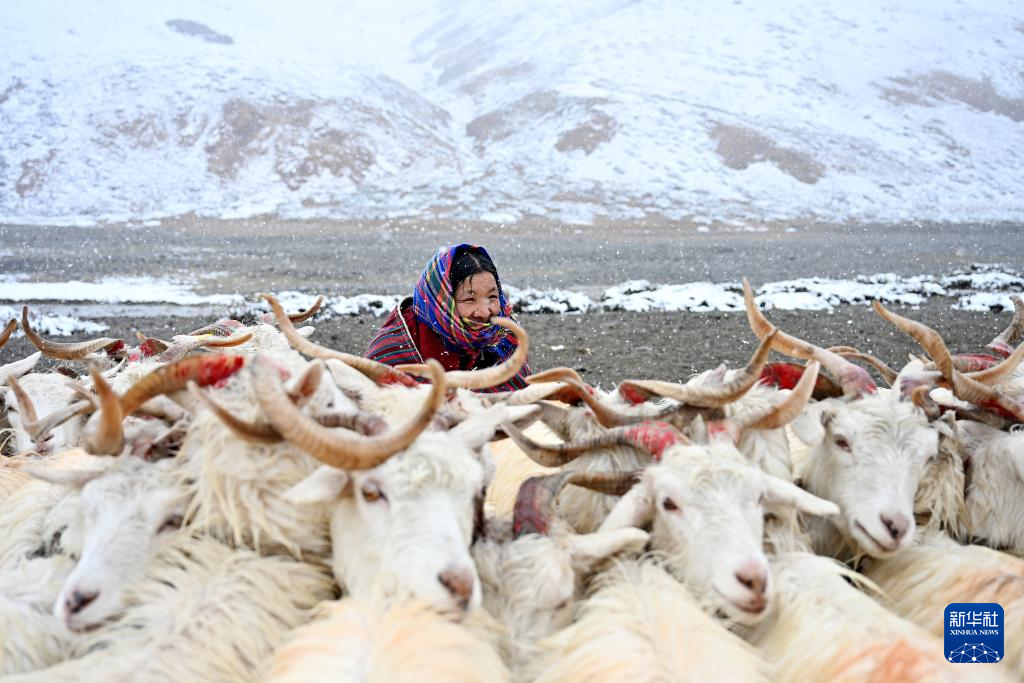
[0,280,1022,682]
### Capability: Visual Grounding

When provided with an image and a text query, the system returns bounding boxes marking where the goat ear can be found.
[21,464,107,489]
[284,465,351,505]
[598,479,654,533]
[568,527,648,574]
[0,352,43,387]
[762,475,839,517]
[790,403,835,446]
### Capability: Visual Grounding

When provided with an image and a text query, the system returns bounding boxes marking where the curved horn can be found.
[620,330,778,408]
[83,364,125,455]
[502,419,689,467]
[120,354,247,415]
[963,342,1024,386]
[400,317,529,391]
[0,319,16,351]
[743,280,876,398]
[253,356,446,470]
[6,374,38,425]
[260,293,417,388]
[24,401,92,443]
[480,382,569,407]
[289,295,324,323]
[734,361,820,431]
[187,319,245,337]
[873,301,1024,422]
[527,367,585,385]
[987,295,1024,358]
[189,381,282,445]
[826,346,898,386]
[21,306,120,361]
[513,470,642,537]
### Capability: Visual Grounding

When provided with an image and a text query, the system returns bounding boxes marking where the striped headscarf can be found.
[412,244,519,360]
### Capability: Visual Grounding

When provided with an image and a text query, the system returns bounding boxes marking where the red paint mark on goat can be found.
[759,363,805,391]
[624,421,685,461]
[174,355,246,388]
[378,371,418,388]
[618,384,648,406]
[139,339,161,357]
[987,342,1013,360]
[104,340,126,356]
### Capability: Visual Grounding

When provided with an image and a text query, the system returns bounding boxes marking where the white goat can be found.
[748,551,1012,683]
[4,535,335,683]
[263,598,509,683]
[531,560,770,683]
[863,530,1024,679]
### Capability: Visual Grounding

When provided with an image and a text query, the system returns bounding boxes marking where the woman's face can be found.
[454,271,501,324]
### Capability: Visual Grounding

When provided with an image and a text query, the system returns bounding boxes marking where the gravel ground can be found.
[1,218,1020,386]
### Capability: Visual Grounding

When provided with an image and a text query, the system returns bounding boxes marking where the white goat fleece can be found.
[3,535,335,683]
[0,459,32,504]
[956,421,1024,552]
[791,386,940,561]
[485,422,560,519]
[472,517,648,679]
[263,597,510,683]
[532,560,770,683]
[178,351,341,560]
[747,552,1012,683]
[0,451,107,570]
[863,531,1024,679]
[0,554,81,675]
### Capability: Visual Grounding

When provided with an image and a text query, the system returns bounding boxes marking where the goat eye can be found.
[555,599,570,611]
[662,498,679,512]
[834,436,851,452]
[361,484,385,503]
[159,514,183,533]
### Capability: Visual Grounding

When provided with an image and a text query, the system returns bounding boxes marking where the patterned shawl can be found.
[411,244,520,360]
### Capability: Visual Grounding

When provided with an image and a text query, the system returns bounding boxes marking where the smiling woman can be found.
[364,244,530,392]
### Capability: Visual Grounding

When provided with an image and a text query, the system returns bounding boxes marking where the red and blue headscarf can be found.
[412,244,520,361]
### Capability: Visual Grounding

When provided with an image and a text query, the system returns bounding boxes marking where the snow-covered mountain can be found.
[2,0,1022,226]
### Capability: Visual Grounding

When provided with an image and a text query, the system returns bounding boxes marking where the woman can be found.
[364,244,530,392]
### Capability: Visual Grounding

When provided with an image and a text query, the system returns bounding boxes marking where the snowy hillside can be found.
[1,0,1022,226]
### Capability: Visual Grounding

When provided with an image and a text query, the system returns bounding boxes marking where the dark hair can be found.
[450,247,501,296]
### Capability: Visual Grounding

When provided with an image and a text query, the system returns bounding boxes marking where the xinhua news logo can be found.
[945,603,1003,664]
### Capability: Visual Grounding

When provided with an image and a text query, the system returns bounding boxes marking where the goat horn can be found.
[253,355,445,470]
[83,364,125,455]
[910,385,942,421]
[260,292,418,388]
[620,330,777,408]
[21,306,121,361]
[6,374,38,425]
[120,354,247,415]
[827,346,898,386]
[202,331,253,349]
[0,319,16,351]
[187,319,245,337]
[24,401,92,443]
[289,295,324,323]
[189,381,282,445]
[400,317,529,391]
[480,382,568,407]
[513,470,642,538]
[963,342,1024,386]
[987,295,1024,358]
[67,380,101,411]
[527,367,585,385]
[873,301,1024,422]
[502,419,688,467]
[743,280,876,398]
[733,361,820,431]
